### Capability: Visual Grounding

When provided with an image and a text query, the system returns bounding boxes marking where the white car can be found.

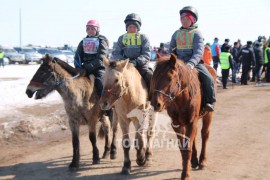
[38,48,67,62]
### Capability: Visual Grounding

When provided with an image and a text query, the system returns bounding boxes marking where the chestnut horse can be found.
[150,54,217,180]
[25,55,117,171]
[100,58,157,174]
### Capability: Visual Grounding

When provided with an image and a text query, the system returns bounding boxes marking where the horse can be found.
[25,54,117,171]
[150,54,217,180]
[99,58,157,174]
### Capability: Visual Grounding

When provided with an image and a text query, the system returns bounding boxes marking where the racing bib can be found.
[122,33,142,47]
[83,37,99,54]
[176,29,196,50]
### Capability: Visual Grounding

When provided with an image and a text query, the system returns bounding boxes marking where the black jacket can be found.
[231,47,239,63]
[74,35,109,69]
[254,47,264,65]
[237,45,256,67]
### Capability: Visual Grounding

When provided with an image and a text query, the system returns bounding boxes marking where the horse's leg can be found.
[89,118,100,164]
[119,119,131,174]
[173,120,198,180]
[110,108,118,160]
[69,121,80,170]
[133,120,146,166]
[100,115,111,159]
[199,112,213,169]
[145,110,157,166]
[191,131,199,169]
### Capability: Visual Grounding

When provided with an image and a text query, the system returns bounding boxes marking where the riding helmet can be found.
[179,6,198,23]
[124,13,142,31]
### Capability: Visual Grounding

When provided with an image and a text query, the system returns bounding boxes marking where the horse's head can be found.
[100,57,130,110]
[26,54,77,99]
[150,54,185,112]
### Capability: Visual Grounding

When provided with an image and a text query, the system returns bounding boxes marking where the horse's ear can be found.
[156,53,163,63]
[44,54,53,64]
[118,59,129,72]
[169,53,177,67]
[103,57,110,68]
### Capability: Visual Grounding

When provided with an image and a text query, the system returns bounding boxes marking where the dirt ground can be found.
[1,83,270,180]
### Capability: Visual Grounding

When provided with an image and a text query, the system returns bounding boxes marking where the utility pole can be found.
[19,8,22,47]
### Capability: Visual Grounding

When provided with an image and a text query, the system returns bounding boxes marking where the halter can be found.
[153,64,187,102]
[102,85,128,101]
[30,58,80,87]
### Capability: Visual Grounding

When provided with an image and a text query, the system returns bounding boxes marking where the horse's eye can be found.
[114,79,119,83]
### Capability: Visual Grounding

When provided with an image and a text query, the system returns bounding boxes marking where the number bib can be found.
[83,37,99,54]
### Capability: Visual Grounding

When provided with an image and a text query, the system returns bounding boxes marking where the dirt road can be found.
[1,84,270,180]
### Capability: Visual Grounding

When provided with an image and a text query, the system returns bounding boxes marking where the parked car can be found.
[14,47,43,64]
[61,50,74,63]
[3,47,25,64]
[38,48,67,62]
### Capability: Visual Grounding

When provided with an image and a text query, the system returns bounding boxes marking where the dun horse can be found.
[150,54,217,179]
[100,58,157,174]
[25,55,117,170]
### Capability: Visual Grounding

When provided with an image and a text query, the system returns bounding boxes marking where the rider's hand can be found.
[129,59,137,67]
[186,63,194,70]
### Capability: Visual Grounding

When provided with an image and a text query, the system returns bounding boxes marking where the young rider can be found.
[169,6,216,112]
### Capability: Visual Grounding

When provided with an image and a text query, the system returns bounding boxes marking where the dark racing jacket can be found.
[74,35,109,69]
[113,33,151,67]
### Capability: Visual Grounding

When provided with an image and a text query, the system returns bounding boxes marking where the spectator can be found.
[202,43,212,65]
[264,41,270,82]
[231,42,240,83]
[158,43,168,56]
[237,41,256,85]
[220,45,234,89]
[0,48,4,68]
[211,37,221,71]
[221,38,230,52]
[253,42,264,83]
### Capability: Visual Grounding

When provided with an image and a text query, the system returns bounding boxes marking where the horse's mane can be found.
[53,58,79,76]
[153,57,200,98]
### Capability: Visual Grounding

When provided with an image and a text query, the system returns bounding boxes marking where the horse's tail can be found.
[98,115,111,139]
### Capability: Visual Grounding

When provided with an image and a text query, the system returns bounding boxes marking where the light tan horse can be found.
[100,58,157,174]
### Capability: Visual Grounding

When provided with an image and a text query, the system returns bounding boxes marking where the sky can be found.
[1,0,270,48]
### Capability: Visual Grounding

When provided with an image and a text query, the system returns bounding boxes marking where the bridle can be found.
[153,64,188,102]
[101,75,129,102]
[30,58,80,87]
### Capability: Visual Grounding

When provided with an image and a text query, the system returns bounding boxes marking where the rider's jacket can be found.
[74,35,108,69]
[113,33,151,67]
[169,24,204,67]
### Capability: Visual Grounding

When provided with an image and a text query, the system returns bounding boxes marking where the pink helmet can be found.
[86,20,100,31]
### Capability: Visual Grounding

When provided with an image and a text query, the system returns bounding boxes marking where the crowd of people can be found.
[205,36,270,89]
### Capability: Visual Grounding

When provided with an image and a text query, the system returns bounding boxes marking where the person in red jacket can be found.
[202,43,212,65]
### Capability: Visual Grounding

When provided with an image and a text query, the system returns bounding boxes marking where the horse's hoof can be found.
[102,151,110,159]
[92,159,100,164]
[121,167,131,175]
[191,158,199,169]
[136,157,146,166]
[110,152,117,160]
[68,163,79,171]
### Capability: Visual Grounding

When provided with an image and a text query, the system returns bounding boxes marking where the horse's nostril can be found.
[156,103,161,110]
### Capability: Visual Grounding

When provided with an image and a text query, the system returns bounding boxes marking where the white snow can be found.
[0,64,62,118]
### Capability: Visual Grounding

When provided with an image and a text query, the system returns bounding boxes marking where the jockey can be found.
[169,6,216,112]
[74,19,109,98]
[112,13,153,91]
